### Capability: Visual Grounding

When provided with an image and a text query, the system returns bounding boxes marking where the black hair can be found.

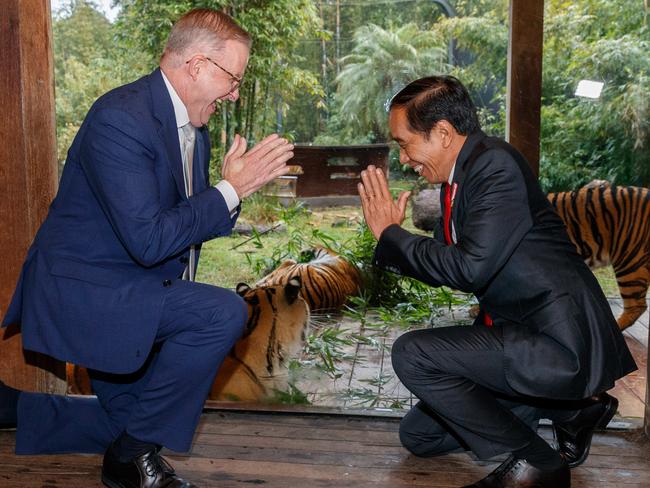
[389,75,480,136]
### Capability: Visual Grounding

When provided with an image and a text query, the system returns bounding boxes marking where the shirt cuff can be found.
[215,180,240,213]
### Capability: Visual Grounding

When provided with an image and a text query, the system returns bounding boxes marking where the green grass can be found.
[195,205,366,289]
[591,267,620,298]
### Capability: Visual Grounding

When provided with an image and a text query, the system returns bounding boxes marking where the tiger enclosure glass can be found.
[52,0,648,416]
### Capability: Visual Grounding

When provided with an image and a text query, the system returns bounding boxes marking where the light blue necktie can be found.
[181,123,196,281]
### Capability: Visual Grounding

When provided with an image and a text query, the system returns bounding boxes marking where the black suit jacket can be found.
[375,130,636,400]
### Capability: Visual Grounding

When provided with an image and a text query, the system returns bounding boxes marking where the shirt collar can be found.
[448,163,456,186]
[160,69,190,128]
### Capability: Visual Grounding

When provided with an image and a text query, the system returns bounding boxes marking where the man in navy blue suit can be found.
[0,8,294,488]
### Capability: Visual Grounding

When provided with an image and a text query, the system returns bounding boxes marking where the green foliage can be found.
[243,211,471,329]
[239,194,284,224]
[53,1,148,169]
[115,0,326,168]
[329,23,450,142]
[436,15,508,120]
[540,0,650,189]
[304,326,355,379]
[244,221,336,278]
[53,0,650,192]
[269,378,311,405]
[53,1,112,67]
[316,0,649,189]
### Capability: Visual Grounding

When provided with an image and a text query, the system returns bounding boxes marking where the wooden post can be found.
[0,0,65,393]
[506,0,544,175]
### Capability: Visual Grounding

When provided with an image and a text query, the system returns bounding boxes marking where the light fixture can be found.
[575,80,604,99]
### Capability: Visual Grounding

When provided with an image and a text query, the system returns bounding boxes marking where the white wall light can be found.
[575,80,604,99]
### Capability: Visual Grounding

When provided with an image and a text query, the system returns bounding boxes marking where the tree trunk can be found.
[246,80,256,142]
[336,0,341,76]
[318,1,328,130]
[260,82,270,133]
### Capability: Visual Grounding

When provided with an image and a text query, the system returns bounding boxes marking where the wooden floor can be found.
[1,410,649,487]
[611,299,648,418]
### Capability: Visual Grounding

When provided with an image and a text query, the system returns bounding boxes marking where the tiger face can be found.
[208,276,310,401]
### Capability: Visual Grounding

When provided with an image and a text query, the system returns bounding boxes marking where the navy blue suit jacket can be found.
[2,68,238,374]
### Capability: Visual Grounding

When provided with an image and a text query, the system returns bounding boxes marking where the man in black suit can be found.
[357,76,636,488]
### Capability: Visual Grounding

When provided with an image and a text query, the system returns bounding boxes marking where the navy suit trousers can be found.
[392,324,581,460]
[15,279,246,455]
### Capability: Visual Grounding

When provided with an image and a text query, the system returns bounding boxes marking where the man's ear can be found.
[437,120,455,149]
[185,55,202,81]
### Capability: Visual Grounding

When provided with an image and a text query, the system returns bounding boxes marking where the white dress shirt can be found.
[160,70,239,213]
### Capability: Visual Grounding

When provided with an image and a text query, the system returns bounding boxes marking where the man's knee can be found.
[391,332,424,381]
[207,289,247,344]
[399,422,448,458]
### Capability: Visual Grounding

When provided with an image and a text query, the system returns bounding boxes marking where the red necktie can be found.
[442,182,493,326]
[442,183,452,246]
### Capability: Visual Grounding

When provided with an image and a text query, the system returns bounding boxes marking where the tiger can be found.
[548,182,650,330]
[66,361,91,396]
[67,277,310,401]
[255,247,363,313]
[209,276,310,401]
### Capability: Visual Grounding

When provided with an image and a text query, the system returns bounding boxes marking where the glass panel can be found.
[52,2,647,420]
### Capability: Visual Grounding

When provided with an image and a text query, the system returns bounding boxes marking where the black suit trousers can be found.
[392,324,581,460]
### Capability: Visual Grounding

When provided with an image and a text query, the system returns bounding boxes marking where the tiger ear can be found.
[285,276,302,304]
[236,283,251,296]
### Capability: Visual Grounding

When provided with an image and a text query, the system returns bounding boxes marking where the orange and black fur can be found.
[209,277,310,401]
[255,247,363,313]
[548,183,650,330]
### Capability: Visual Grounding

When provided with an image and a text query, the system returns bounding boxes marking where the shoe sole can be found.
[566,395,619,468]
[101,475,126,488]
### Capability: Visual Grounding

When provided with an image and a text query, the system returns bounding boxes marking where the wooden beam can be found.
[0,0,65,393]
[506,0,544,175]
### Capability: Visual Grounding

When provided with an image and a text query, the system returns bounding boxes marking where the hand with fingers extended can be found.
[222,133,294,199]
[358,165,411,240]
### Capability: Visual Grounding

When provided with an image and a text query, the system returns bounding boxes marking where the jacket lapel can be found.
[149,68,187,200]
[450,130,489,233]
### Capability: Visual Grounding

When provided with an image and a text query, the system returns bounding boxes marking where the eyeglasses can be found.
[186,55,243,93]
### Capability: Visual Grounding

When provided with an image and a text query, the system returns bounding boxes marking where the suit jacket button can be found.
[162,279,172,287]
[180,256,189,264]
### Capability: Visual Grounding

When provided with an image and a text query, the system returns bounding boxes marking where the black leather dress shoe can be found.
[554,392,618,468]
[462,455,570,487]
[0,380,18,429]
[0,419,16,430]
[102,446,198,488]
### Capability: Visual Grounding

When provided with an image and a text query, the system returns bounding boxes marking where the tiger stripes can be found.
[208,277,310,401]
[255,247,363,313]
[548,183,650,330]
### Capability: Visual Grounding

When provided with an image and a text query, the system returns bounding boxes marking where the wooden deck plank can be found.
[2,411,648,487]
